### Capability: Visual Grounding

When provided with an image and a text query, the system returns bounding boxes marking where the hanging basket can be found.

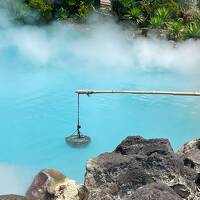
[65,134,91,147]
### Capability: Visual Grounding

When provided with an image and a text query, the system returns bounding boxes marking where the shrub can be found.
[24,0,93,22]
[150,16,165,29]
[57,7,69,20]
[150,8,170,29]
[111,0,179,24]
[155,8,170,20]
[26,0,53,17]
[128,6,144,24]
[165,21,185,41]
[111,0,136,19]
[79,2,90,18]
[184,22,200,39]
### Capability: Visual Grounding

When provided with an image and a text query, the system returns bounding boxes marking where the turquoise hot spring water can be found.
[0,21,200,194]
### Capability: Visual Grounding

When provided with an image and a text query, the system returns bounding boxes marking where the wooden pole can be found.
[76,90,200,96]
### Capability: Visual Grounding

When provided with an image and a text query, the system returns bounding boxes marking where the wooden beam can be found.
[76,90,200,96]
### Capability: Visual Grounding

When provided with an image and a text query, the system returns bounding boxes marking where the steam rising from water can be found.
[0,164,33,195]
[0,7,200,73]
[0,2,200,195]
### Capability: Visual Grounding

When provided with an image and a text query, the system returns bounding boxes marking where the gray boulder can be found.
[177,139,200,174]
[177,138,200,199]
[130,183,182,200]
[84,136,198,200]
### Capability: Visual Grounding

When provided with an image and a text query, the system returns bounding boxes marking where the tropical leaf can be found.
[185,22,200,39]
[150,16,165,28]
[155,8,170,20]
[150,8,170,29]
[128,6,144,24]
[165,21,185,41]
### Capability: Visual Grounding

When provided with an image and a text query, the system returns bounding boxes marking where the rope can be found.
[66,93,91,145]
[77,94,81,138]
[68,94,81,137]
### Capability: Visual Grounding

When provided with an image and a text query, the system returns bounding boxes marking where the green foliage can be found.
[111,0,200,40]
[155,8,170,20]
[179,7,200,23]
[111,0,179,24]
[26,0,53,17]
[57,7,69,20]
[23,0,93,22]
[128,6,144,24]
[150,8,170,29]
[61,0,91,18]
[159,0,179,17]
[139,0,159,19]
[6,0,200,41]
[111,0,136,19]
[129,6,141,17]
[79,2,90,18]
[150,16,165,29]
[67,0,77,7]
[184,22,200,39]
[165,21,185,41]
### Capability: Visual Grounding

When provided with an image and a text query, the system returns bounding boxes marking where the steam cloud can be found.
[0,164,33,195]
[0,4,200,73]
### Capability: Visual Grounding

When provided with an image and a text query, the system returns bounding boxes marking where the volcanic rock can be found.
[129,183,182,200]
[177,139,200,173]
[26,169,88,200]
[84,136,198,200]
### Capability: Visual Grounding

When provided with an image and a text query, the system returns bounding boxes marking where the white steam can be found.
[0,8,200,73]
[0,164,33,195]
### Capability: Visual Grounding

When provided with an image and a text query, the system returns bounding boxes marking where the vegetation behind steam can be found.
[3,0,200,40]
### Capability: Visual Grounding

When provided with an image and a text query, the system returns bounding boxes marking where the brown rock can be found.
[26,169,87,200]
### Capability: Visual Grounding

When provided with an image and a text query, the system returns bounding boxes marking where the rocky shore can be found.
[1,136,200,200]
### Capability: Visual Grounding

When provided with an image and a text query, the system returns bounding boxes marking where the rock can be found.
[26,169,88,200]
[77,185,89,200]
[114,136,174,155]
[0,195,28,200]
[171,184,191,198]
[129,183,182,200]
[177,139,200,173]
[84,136,198,200]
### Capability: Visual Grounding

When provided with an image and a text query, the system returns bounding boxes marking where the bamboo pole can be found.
[76,90,200,96]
